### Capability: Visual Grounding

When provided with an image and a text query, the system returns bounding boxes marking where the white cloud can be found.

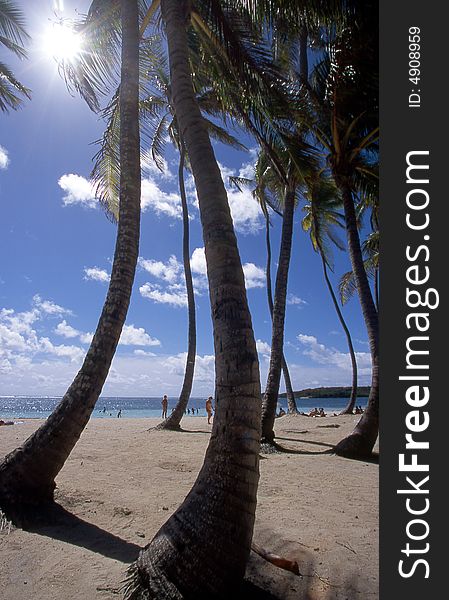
[184,159,263,234]
[134,349,157,357]
[163,352,215,385]
[54,320,94,345]
[39,337,84,362]
[287,294,307,307]
[55,320,79,338]
[138,255,182,283]
[0,322,32,353]
[218,162,263,234]
[58,174,97,208]
[0,348,221,398]
[0,145,9,169]
[33,294,73,316]
[84,267,110,283]
[256,339,271,357]
[139,282,187,307]
[55,319,158,347]
[0,303,84,370]
[297,333,372,374]
[141,178,182,219]
[141,152,173,181]
[58,167,182,217]
[227,187,263,234]
[190,247,207,275]
[138,253,197,307]
[189,247,264,291]
[242,263,265,289]
[119,324,161,347]
[80,332,94,344]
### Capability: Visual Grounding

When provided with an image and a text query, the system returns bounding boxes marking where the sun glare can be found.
[43,22,83,61]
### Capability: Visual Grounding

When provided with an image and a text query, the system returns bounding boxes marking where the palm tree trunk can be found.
[0,0,141,517]
[318,250,358,414]
[298,27,309,83]
[374,264,379,311]
[281,355,297,413]
[261,188,295,444]
[127,1,262,597]
[333,179,379,457]
[157,143,196,431]
[264,208,298,413]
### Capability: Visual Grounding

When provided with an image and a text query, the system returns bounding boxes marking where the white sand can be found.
[0,414,378,599]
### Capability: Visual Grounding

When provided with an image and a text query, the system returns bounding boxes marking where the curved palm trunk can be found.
[0,0,141,517]
[298,27,309,83]
[281,356,297,413]
[318,250,358,414]
[126,1,262,597]
[158,144,196,430]
[261,188,295,444]
[333,179,379,457]
[374,264,379,311]
[264,209,298,413]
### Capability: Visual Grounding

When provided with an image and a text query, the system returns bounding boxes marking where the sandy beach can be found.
[0,414,378,599]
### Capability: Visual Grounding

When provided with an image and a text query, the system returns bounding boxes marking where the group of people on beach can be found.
[161,395,215,424]
[308,407,327,417]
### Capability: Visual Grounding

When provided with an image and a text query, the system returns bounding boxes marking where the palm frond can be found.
[0,0,30,47]
[339,270,358,305]
[0,60,31,112]
[0,33,26,58]
[91,89,121,221]
[205,118,247,150]
[58,0,123,111]
[339,256,378,305]
[150,111,169,171]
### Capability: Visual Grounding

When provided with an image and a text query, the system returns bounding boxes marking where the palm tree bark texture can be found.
[0,0,141,519]
[125,1,262,598]
[261,187,296,444]
[157,142,196,430]
[264,208,298,413]
[333,178,379,457]
[316,246,358,415]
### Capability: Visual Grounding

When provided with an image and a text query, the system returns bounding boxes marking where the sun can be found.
[43,22,83,61]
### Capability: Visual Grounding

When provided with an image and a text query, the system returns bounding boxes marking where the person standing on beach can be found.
[205,396,213,424]
[161,395,168,419]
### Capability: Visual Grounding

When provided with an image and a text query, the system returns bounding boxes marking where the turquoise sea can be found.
[0,395,368,421]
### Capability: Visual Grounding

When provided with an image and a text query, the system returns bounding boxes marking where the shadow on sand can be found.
[263,437,379,464]
[24,503,141,563]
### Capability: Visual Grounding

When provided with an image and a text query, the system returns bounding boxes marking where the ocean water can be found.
[0,395,368,421]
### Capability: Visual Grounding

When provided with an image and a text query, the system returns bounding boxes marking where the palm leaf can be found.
[0,60,31,111]
[0,0,30,47]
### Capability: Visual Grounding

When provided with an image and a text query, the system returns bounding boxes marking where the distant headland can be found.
[279,386,371,399]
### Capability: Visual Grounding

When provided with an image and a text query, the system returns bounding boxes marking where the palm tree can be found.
[302,175,359,415]
[230,163,299,415]
[0,0,141,518]
[253,0,379,457]
[157,141,197,430]
[264,204,298,415]
[92,54,246,432]
[246,142,317,445]
[296,1,379,457]
[260,178,297,443]
[122,1,263,596]
[0,0,31,111]
[339,230,379,313]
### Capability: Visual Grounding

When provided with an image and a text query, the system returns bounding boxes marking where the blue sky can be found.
[0,0,372,397]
